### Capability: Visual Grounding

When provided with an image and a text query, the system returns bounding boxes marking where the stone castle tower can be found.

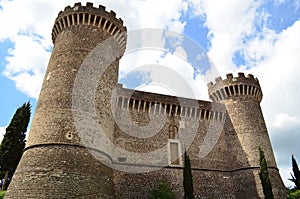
[5,3,286,199]
[5,3,126,198]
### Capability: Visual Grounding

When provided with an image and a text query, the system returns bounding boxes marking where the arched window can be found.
[169,125,178,139]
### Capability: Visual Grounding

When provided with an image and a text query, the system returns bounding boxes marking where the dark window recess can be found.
[118,157,127,162]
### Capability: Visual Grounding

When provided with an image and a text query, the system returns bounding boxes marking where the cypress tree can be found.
[289,155,300,190]
[183,151,194,199]
[259,147,273,199]
[0,102,31,190]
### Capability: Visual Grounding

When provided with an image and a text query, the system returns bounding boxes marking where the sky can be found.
[0,0,299,188]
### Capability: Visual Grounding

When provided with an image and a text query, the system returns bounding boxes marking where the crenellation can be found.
[115,88,226,123]
[99,5,106,11]
[215,76,222,82]
[226,73,233,79]
[74,2,81,7]
[110,10,116,17]
[52,2,127,50]
[86,2,93,7]
[238,72,245,78]
[64,6,71,11]
[247,73,254,79]
[207,82,213,90]
[208,73,263,103]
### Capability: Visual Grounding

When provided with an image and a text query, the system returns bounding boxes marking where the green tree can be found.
[287,189,300,199]
[259,147,274,199]
[289,155,300,190]
[0,102,31,190]
[183,151,194,199]
[149,182,174,199]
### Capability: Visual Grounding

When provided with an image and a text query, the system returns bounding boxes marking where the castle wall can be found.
[111,85,286,198]
[7,146,114,198]
[111,87,265,198]
[113,86,231,169]
[6,3,126,198]
[208,73,286,198]
[113,168,184,198]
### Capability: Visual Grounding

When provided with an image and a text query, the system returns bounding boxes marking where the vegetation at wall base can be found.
[259,147,274,199]
[0,190,5,199]
[149,181,175,199]
[0,102,31,190]
[287,188,300,199]
[183,151,194,199]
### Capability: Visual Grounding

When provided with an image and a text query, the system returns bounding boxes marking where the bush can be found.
[287,189,300,199]
[0,191,6,199]
[149,182,175,199]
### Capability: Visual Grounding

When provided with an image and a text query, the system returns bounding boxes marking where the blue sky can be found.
[0,0,300,187]
[0,40,35,126]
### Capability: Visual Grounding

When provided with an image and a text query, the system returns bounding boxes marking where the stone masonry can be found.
[5,2,286,199]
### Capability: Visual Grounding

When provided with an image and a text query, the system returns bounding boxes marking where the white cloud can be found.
[188,0,262,74]
[105,0,187,32]
[3,34,50,98]
[120,48,199,99]
[120,30,210,101]
[271,113,300,128]
[0,0,63,46]
[245,20,300,130]
[269,126,300,188]
[0,0,188,99]
[0,0,67,98]
[279,165,294,188]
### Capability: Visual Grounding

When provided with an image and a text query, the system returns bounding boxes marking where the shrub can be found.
[287,189,300,199]
[0,191,6,199]
[149,182,175,199]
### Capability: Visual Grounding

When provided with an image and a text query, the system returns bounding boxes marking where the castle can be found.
[5,3,286,198]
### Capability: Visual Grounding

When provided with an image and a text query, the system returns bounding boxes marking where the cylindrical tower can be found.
[208,72,285,198]
[6,2,126,198]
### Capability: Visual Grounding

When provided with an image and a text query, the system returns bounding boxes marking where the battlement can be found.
[207,72,263,103]
[51,2,127,55]
[115,86,226,122]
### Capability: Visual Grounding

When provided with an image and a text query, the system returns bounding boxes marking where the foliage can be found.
[0,102,31,190]
[149,182,175,199]
[0,191,5,199]
[259,147,274,199]
[183,151,194,199]
[287,188,300,199]
[289,155,300,190]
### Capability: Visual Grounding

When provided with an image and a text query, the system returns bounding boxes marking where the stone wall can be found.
[6,3,126,198]
[111,84,286,198]
[208,73,286,198]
